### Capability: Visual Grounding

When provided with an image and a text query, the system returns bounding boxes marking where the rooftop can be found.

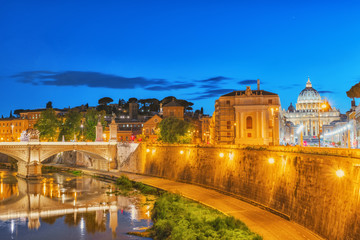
[221,90,278,97]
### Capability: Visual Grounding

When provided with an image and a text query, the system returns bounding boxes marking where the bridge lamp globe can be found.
[146,148,150,153]
[268,158,275,164]
[219,152,224,158]
[336,169,345,178]
[180,150,184,155]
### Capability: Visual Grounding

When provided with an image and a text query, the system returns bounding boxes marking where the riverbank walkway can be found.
[60,167,324,240]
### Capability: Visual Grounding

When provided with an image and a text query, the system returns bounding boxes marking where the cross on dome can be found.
[306,77,312,88]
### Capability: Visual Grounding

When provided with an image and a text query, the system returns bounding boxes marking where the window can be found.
[268,99,273,104]
[226,100,230,105]
[170,111,174,117]
[246,116,253,129]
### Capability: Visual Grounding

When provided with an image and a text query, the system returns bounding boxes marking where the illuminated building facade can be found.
[213,80,281,145]
[19,109,66,129]
[162,100,184,119]
[0,118,29,142]
[284,78,340,144]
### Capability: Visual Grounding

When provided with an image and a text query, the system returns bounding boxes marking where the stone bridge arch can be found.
[0,142,118,179]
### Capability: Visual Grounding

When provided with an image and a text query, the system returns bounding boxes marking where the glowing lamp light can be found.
[321,104,327,109]
[146,149,150,153]
[152,149,156,154]
[336,169,345,178]
[180,150,184,155]
[219,152,224,158]
[268,158,275,164]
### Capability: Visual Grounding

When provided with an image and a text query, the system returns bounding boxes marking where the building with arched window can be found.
[213,80,281,145]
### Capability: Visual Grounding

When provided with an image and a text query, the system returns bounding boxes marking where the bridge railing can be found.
[0,142,118,146]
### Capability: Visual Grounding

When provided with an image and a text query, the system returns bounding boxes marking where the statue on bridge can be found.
[20,129,40,142]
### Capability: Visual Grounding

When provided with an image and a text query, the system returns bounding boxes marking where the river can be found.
[0,170,153,240]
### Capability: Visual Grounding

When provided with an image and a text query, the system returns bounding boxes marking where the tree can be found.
[98,97,113,105]
[161,96,176,106]
[83,109,106,141]
[46,101,53,109]
[118,99,126,108]
[158,117,194,143]
[128,97,138,103]
[9,111,13,118]
[34,109,60,141]
[347,83,360,100]
[58,110,82,141]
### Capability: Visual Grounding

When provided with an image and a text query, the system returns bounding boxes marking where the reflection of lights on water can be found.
[10,220,15,234]
[145,211,150,217]
[80,217,85,236]
[62,194,65,204]
[130,205,137,221]
[43,182,46,196]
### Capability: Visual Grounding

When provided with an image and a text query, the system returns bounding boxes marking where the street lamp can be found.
[80,123,84,141]
[318,102,327,147]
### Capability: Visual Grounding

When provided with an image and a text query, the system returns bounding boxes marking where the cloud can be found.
[318,90,334,94]
[198,76,231,83]
[13,71,235,98]
[190,89,234,100]
[146,83,196,91]
[238,80,258,85]
[13,71,168,89]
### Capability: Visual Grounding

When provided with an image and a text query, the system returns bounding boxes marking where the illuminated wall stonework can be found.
[122,144,360,240]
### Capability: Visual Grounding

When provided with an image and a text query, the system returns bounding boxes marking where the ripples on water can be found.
[0,170,153,240]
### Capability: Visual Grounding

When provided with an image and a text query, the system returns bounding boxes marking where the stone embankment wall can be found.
[121,144,360,240]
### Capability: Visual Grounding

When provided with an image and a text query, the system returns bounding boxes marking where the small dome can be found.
[288,103,295,112]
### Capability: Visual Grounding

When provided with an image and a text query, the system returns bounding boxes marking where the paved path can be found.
[65,167,324,240]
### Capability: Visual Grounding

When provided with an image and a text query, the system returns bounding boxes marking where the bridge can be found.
[0,142,118,178]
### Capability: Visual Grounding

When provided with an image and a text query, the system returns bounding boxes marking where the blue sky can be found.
[1,0,359,115]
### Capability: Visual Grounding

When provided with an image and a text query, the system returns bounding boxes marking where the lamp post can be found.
[318,102,327,147]
[80,123,84,141]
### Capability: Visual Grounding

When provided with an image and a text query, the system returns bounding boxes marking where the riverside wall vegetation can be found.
[121,143,360,240]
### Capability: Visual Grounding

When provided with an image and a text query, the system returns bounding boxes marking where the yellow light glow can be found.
[336,169,345,178]
[268,158,275,164]
[152,149,156,154]
[229,152,234,160]
[180,150,184,155]
[146,149,150,153]
[321,104,327,109]
[219,152,224,158]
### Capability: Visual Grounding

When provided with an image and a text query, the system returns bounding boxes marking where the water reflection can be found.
[0,170,152,240]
